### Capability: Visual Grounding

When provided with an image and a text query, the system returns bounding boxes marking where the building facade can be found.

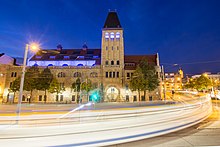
[164,69,184,91]
[1,11,161,103]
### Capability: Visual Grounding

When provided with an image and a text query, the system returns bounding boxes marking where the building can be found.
[164,69,183,91]
[1,11,161,103]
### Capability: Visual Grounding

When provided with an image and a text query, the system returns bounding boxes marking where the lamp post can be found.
[16,43,39,124]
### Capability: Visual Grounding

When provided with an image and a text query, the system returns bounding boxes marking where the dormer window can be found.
[77,56,84,59]
[50,56,56,59]
[35,56,42,59]
[110,32,114,40]
[64,56,69,59]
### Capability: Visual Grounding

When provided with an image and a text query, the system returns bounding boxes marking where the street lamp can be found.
[16,43,39,124]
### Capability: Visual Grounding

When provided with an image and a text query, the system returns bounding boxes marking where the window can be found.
[58,72,65,78]
[111,61,114,65]
[11,72,17,77]
[112,46,114,50]
[10,82,12,87]
[105,32,109,40]
[56,95,59,101]
[116,32,120,40]
[131,73,134,77]
[22,95,26,101]
[117,72,119,78]
[60,95,63,101]
[35,56,42,59]
[72,95,75,101]
[110,32,114,40]
[106,72,108,78]
[117,60,120,65]
[127,73,130,78]
[109,72,112,78]
[126,95,129,102]
[60,83,65,89]
[77,56,84,59]
[62,64,68,66]
[105,61,108,65]
[50,56,56,59]
[106,46,108,50]
[141,96,145,101]
[133,96,137,101]
[64,56,69,59]
[117,46,119,50]
[90,72,98,78]
[39,95,42,101]
[74,72,81,77]
[113,72,115,78]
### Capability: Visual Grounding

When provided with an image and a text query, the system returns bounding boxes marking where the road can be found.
[109,101,220,147]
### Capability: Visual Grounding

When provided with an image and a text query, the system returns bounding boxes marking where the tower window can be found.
[106,72,108,78]
[109,72,112,78]
[117,60,120,65]
[110,32,114,40]
[116,32,120,40]
[105,32,109,40]
[111,61,114,65]
[105,61,108,65]
[113,72,115,78]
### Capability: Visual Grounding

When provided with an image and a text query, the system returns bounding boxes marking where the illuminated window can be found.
[105,32,109,40]
[35,56,42,59]
[110,32,114,40]
[50,56,56,59]
[116,32,120,40]
[64,56,69,59]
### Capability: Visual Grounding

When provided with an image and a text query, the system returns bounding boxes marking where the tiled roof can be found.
[30,49,101,65]
[124,55,157,70]
[103,11,122,29]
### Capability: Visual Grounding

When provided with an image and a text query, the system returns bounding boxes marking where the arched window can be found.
[77,64,83,66]
[58,72,65,78]
[110,32,114,40]
[111,61,114,65]
[105,32,109,40]
[73,72,81,77]
[62,64,68,66]
[90,72,98,78]
[117,60,120,65]
[48,64,53,66]
[105,61,108,65]
[116,32,120,40]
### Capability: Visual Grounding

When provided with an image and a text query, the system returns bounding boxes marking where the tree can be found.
[129,66,144,101]
[8,77,20,103]
[194,75,212,91]
[81,78,94,102]
[24,66,40,103]
[72,78,81,103]
[36,68,53,103]
[139,58,160,100]
[48,78,63,95]
[184,75,212,91]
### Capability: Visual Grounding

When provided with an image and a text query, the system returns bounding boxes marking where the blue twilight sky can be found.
[0,0,220,74]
